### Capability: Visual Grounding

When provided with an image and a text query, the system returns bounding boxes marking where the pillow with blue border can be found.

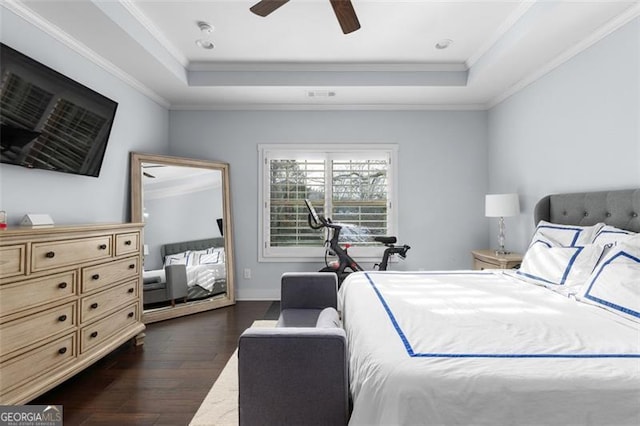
[577,235,640,323]
[532,220,604,247]
[591,224,637,246]
[516,234,608,296]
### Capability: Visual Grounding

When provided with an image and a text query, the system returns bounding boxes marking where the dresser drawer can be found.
[81,280,138,324]
[115,232,139,257]
[0,271,76,317]
[80,304,138,353]
[0,333,76,394]
[0,244,26,279]
[0,302,76,358]
[32,236,112,272]
[81,256,139,293]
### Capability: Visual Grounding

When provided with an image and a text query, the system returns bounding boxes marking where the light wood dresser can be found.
[0,223,145,404]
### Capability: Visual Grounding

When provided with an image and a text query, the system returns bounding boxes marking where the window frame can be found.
[258,143,399,262]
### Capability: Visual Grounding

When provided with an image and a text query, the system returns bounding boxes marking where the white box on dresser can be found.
[0,223,145,404]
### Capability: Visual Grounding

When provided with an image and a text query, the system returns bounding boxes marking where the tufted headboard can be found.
[161,237,225,259]
[534,189,640,233]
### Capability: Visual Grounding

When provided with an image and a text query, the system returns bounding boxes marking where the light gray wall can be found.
[169,110,489,299]
[144,186,223,270]
[0,8,169,225]
[487,17,640,253]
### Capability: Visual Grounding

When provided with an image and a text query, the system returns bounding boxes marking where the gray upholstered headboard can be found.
[161,237,225,259]
[534,189,640,233]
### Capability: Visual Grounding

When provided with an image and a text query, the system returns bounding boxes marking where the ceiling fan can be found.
[142,163,164,179]
[250,0,361,34]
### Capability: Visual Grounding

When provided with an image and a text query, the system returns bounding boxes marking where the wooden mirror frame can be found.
[130,152,235,323]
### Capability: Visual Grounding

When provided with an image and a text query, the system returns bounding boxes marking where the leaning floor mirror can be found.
[130,152,235,323]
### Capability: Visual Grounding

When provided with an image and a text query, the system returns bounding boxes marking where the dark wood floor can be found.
[32,301,272,426]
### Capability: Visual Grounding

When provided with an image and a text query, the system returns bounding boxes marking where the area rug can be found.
[189,320,277,426]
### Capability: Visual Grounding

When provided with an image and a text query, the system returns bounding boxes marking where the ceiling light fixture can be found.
[197,21,214,34]
[195,21,215,50]
[435,39,453,50]
[196,39,214,50]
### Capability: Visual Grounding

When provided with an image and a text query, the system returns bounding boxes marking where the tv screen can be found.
[0,43,118,177]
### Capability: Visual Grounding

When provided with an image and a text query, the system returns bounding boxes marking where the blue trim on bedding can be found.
[529,239,553,248]
[582,251,640,319]
[364,272,415,356]
[593,229,632,244]
[537,224,584,247]
[363,272,640,359]
[515,270,556,284]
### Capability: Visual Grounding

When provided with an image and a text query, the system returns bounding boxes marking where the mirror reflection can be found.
[130,153,235,323]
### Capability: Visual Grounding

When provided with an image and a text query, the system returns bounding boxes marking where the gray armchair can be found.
[238,272,349,426]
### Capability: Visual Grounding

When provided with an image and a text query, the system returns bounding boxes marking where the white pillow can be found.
[164,250,199,267]
[592,224,637,246]
[164,250,187,266]
[517,235,607,296]
[577,236,640,323]
[191,248,224,265]
[532,220,603,247]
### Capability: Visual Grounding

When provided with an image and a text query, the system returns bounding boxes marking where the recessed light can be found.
[196,39,214,50]
[435,39,453,50]
[197,21,214,34]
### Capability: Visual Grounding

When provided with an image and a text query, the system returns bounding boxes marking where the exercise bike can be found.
[304,199,410,285]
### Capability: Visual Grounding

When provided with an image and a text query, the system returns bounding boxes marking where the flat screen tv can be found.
[0,43,118,177]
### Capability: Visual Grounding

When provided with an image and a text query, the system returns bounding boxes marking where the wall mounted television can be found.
[0,43,118,177]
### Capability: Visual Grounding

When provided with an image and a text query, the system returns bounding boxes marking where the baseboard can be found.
[235,297,280,301]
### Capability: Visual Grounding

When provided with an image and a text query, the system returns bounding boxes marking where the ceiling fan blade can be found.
[329,0,361,34]
[143,172,156,178]
[250,0,290,17]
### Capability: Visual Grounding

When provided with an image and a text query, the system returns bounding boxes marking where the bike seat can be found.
[374,236,397,245]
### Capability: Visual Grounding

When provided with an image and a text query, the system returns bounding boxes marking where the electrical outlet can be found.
[243,268,251,279]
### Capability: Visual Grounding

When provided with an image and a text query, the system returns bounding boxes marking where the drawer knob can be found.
[58,347,67,355]
[129,264,135,269]
[125,240,132,245]
[98,244,107,250]
[128,288,134,294]
[58,314,67,322]
[90,302,99,309]
[45,251,55,258]
[92,274,100,280]
[128,312,134,318]
[58,282,67,289]
[90,331,98,338]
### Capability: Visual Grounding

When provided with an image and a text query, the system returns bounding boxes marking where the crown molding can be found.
[188,61,468,72]
[4,0,170,108]
[169,103,488,112]
[466,0,538,69]
[488,2,640,109]
[119,0,189,68]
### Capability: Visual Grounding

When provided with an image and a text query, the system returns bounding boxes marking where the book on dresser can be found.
[0,223,145,404]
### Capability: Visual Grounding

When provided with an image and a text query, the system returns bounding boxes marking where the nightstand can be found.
[471,249,523,270]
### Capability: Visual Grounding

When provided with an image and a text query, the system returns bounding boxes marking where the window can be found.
[259,144,398,261]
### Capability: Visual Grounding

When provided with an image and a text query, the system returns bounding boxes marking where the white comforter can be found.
[338,271,640,426]
[186,263,225,292]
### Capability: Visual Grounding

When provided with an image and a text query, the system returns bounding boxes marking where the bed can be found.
[338,189,640,425]
[145,237,227,303]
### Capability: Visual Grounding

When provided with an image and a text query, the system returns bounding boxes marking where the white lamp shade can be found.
[485,193,520,217]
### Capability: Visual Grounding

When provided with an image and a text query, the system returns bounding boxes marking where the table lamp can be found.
[485,193,520,255]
